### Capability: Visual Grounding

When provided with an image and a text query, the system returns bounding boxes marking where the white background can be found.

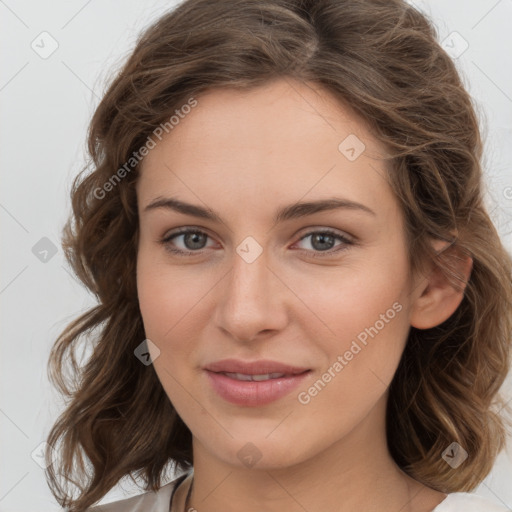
[1,0,511,510]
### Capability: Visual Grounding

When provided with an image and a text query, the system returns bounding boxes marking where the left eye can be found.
[160,228,353,257]
[294,229,353,256]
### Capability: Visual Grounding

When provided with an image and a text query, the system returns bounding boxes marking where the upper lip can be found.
[204,359,310,375]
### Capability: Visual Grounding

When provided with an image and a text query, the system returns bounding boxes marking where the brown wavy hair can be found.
[44,0,512,510]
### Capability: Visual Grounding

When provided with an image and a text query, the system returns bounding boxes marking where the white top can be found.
[86,472,511,512]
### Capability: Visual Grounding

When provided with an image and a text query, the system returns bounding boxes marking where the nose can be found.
[213,245,288,344]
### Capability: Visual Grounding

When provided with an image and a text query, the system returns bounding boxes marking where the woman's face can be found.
[136,78,423,469]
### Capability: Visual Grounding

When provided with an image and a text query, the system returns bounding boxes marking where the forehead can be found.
[136,78,394,219]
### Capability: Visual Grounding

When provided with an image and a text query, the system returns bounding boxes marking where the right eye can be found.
[160,227,216,256]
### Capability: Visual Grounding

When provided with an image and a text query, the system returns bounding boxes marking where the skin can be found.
[135,78,472,512]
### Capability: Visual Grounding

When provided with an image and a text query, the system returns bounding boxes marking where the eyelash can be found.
[159,227,355,258]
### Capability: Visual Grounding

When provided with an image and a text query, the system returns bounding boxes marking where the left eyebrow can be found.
[143,196,376,224]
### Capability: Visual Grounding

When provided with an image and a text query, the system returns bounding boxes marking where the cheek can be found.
[136,249,208,342]
[291,286,409,436]
[136,260,199,399]
[290,247,411,393]
[292,250,408,342]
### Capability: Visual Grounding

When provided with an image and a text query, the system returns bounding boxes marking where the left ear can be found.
[410,238,473,330]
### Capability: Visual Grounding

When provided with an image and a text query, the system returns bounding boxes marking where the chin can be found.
[202,434,313,471]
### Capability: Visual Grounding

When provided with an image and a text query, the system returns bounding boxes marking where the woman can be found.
[44,0,512,511]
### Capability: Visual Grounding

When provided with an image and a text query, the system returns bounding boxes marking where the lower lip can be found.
[205,370,311,406]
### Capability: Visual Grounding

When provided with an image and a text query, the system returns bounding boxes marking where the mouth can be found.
[217,371,304,381]
[203,358,310,376]
[203,359,312,406]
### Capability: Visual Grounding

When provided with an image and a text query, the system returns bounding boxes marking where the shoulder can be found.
[85,472,191,512]
[433,492,511,512]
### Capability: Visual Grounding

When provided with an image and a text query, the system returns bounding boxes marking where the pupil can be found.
[312,233,334,251]
[185,232,206,250]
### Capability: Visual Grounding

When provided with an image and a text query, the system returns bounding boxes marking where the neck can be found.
[176,397,446,512]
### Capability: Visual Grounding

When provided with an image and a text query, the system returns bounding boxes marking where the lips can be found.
[203,359,311,406]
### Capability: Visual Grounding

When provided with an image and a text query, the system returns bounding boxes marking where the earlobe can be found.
[410,239,473,330]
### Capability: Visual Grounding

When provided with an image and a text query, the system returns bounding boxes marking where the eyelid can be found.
[294,226,355,243]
